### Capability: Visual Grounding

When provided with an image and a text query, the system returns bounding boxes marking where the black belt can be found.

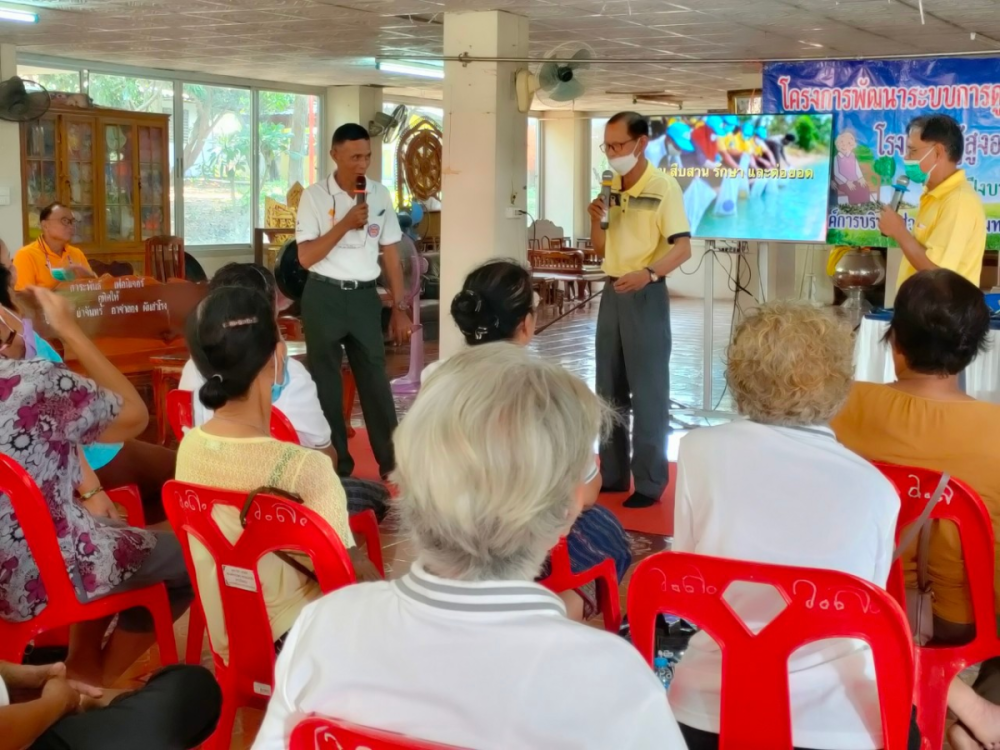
[607,275,665,284]
[308,273,378,290]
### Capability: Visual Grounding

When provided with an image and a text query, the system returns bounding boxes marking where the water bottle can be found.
[653,656,674,690]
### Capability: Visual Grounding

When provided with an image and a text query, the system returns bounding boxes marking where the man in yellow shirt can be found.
[588,112,691,508]
[14,203,95,290]
[878,114,986,290]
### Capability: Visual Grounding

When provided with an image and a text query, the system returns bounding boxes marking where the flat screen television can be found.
[642,113,833,243]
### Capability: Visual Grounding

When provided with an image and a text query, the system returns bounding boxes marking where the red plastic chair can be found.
[162,480,357,750]
[291,716,467,750]
[33,484,146,652]
[167,389,385,664]
[874,462,1000,750]
[165,388,192,444]
[166,389,300,445]
[538,537,621,632]
[0,455,179,665]
[628,551,915,750]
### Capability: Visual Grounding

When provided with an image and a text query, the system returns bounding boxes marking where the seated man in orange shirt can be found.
[15,202,96,290]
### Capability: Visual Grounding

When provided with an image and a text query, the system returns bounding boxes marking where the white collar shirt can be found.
[252,560,688,750]
[178,358,332,450]
[669,420,900,750]
[295,173,402,282]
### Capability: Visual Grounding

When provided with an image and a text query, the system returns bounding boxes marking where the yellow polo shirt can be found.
[603,162,690,279]
[896,169,985,290]
[13,240,92,290]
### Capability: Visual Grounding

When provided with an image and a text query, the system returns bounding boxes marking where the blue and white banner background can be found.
[763,58,1000,249]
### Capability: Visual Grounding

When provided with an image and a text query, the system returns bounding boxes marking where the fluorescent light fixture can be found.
[377,61,444,80]
[0,7,38,23]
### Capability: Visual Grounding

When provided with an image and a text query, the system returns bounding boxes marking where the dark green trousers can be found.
[302,275,397,477]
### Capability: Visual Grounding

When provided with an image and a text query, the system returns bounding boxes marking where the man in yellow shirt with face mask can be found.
[878,114,986,291]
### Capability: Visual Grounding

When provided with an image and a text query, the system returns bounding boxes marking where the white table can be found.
[855,316,1000,404]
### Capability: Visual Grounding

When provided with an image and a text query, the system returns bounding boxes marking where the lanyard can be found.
[37,237,67,272]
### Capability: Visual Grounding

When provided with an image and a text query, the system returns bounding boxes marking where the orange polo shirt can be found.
[13,240,92,290]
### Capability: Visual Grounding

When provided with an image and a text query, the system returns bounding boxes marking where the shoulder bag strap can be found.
[892,472,950,563]
[240,484,318,583]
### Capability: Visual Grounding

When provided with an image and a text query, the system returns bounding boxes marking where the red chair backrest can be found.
[168,389,300,445]
[873,462,997,646]
[0,455,82,611]
[269,408,300,445]
[291,716,467,750]
[166,389,193,442]
[161,480,355,693]
[628,551,914,750]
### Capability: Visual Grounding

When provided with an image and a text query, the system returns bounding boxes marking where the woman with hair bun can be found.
[426,259,632,623]
[176,286,377,663]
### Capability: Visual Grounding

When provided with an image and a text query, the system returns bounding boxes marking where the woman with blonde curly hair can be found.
[668,301,918,750]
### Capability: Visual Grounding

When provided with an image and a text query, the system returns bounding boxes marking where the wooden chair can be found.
[529,250,586,314]
[145,235,185,281]
[543,236,570,250]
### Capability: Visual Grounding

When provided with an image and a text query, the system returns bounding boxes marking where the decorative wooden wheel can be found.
[397,120,442,204]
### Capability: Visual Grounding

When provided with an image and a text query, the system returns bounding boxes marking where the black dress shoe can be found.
[623,491,658,509]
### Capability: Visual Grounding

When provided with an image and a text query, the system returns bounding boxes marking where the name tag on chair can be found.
[222,565,257,592]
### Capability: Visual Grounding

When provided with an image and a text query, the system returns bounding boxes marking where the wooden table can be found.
[17,276,207,444]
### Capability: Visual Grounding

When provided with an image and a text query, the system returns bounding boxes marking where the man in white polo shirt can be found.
[296,123,412,479]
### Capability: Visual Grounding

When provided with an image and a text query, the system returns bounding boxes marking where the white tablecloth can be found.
[855,317,1000,404]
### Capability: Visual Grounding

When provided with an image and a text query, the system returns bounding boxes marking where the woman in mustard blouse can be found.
[832,269,1000,749]
[14,203,95,290]
[176,286,377,664]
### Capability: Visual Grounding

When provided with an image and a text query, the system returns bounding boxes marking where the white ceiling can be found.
[5,0,1000,112]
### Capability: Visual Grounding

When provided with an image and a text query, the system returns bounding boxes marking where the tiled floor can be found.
[130,294,737,748]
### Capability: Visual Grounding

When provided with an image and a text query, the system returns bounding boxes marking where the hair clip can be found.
[474,326,489,341]
[459,289,482,313]
[222,316,258,329]
[211,374,223,382]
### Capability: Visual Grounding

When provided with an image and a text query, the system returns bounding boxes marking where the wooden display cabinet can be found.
[21,104,170,274]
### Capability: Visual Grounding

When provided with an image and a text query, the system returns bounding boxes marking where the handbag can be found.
[892,472,950,646]
[239,485,318,583]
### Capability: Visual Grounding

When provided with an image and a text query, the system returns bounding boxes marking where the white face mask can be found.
[608,141,642,176]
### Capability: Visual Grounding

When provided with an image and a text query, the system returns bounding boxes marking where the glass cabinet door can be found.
[138,125,165,240]
[24,117,57,239]
[64,117,96,244]
[104,122,135,242]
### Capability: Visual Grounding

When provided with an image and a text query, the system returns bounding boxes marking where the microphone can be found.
[355,176,367,206]
[600,170,613,230]
[888,174,910,212]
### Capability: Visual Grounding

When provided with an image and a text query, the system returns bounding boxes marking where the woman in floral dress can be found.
[0,287,192,687]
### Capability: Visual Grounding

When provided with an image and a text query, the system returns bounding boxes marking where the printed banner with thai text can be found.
[763,58,1000,249]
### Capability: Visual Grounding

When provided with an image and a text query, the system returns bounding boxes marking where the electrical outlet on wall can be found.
[504,207,521,219]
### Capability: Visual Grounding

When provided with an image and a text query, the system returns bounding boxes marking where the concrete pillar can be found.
[325,86,383,180]
[439,10,529,357]
[0,45,23,248]
[541,112,590,240]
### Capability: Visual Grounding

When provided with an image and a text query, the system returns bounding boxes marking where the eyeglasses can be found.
[600,138,637,155]
[46,216,77,227]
